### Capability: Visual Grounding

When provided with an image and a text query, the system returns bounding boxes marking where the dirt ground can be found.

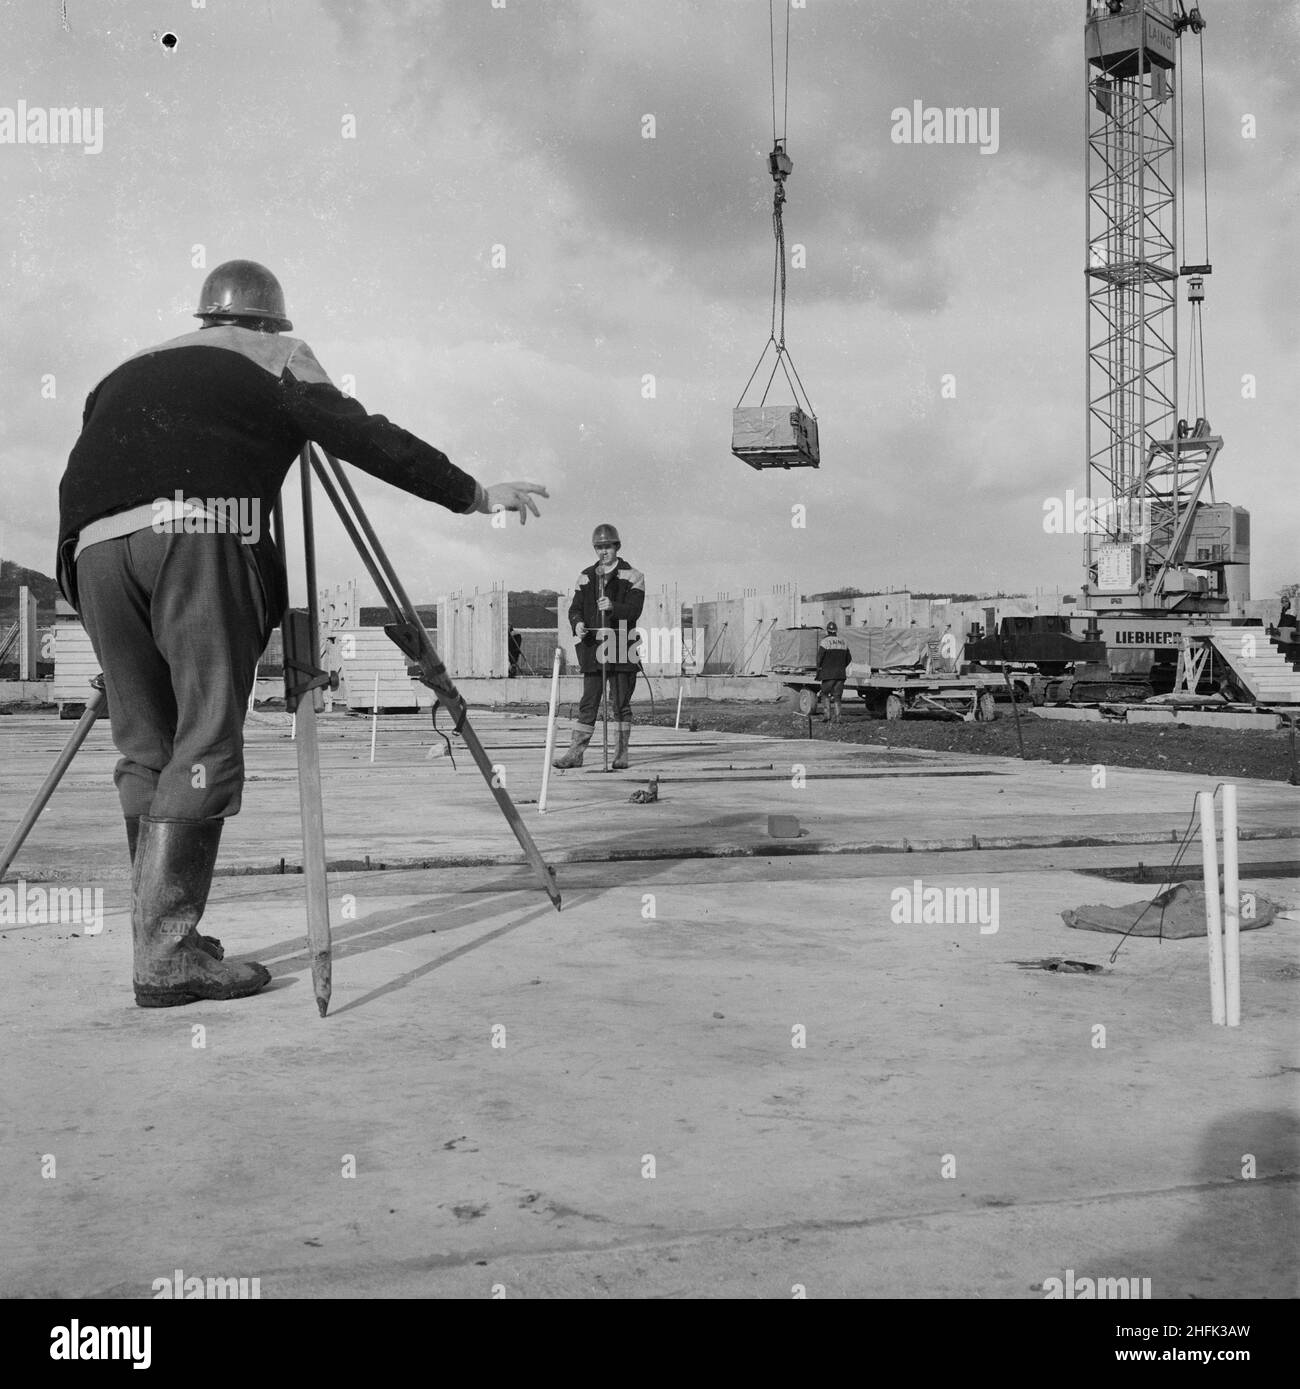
[502,695,1300,783]
[620,700,1300,786]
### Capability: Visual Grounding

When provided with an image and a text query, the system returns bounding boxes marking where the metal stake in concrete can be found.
[675,681,684,730]
[539,647,562,813]
[369,672,380,764]
[1198,790,1226,1026]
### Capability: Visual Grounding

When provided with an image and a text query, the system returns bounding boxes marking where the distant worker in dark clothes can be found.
[57,259,547,1008]
[816,621,852,723]
[552,523,645,770]
[1277,597,1297,641]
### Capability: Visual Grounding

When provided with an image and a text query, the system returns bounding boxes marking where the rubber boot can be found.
[831,700,841,725]
[612,723,631,770]
[132,816,271,1008]
[552,724,595,769]
[125,816,223,961]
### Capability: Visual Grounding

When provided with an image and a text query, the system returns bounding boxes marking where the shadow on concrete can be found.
[1093,1108,1300,1299]
[236,892,560,1016]
[325,903,559,1017]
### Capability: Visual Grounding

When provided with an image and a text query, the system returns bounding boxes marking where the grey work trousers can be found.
[75,528,276,820]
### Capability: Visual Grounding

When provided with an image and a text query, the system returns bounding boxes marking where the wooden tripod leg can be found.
[0,685,105,880]
[293,684,332,1018]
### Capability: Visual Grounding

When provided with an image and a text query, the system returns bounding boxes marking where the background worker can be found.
[57,258,547,1008]
[816,620,852,723]
[553,523,645,770]
[1276,596,1297,642]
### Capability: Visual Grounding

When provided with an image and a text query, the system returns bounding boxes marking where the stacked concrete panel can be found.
[51,606,98,711]
[694,587,799,675]
[636,585,683,676]
[436,587,508,678]
[334,628,418,711]
[691,597,744,674]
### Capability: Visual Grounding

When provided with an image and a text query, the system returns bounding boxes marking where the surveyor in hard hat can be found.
[816,620,852,723]
[56,259,548,1008]
[553,524,645,770]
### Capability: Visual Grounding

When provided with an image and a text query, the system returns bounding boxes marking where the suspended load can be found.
[732,4,819,470]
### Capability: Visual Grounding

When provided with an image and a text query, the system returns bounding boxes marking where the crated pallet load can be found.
[731,404,820,470]
[732,6,820,471]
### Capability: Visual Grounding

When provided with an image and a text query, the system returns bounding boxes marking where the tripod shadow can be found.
[236,889,556,1017]
[326,902,558,1017]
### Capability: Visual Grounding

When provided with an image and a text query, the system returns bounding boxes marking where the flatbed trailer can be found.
[771,667,1006,721]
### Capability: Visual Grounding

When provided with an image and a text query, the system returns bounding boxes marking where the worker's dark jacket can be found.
[816,635,851,681]
[57,326,483,611]
[567,558,645,674]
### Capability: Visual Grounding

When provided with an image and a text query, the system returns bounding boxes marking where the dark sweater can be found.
[567,558,646,673]
[816,635,852,681]
[57,325,481,607]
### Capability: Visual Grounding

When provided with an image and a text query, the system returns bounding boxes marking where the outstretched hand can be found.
[483,480,549,525]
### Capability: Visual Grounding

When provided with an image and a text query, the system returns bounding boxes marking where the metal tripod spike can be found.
[306,444,562,911]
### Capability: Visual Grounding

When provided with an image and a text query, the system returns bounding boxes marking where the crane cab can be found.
[1086,0,1177,79]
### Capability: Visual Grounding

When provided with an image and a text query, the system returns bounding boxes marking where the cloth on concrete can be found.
[75,527,274,820]
[1061,882,1278,939]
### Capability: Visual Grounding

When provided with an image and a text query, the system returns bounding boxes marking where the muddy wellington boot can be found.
[611,724,631,770]
[131,816,271,1008]
[124,815,224,960]
[552,723,595,770]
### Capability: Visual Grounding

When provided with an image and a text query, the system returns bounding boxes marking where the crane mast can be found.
[1082,0,1244,620]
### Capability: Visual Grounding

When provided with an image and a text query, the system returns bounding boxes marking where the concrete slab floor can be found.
[0,711,1297,1299]
[3,710,1298,878]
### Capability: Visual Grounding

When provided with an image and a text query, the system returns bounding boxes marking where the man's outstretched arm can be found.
[279,342,547,521]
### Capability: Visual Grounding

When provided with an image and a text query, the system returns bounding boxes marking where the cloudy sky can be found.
[2,0,1296,610]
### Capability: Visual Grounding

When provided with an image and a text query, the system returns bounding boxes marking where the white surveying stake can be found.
[1197,785,1242,1027]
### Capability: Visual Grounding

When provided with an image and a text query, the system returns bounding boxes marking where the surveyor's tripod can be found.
[0,445,562,1017]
